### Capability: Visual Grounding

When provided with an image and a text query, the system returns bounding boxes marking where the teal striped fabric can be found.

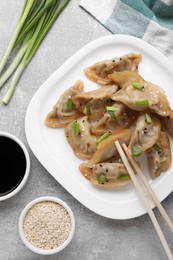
[80,0,173,60]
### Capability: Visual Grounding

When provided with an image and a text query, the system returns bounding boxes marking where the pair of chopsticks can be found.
[115,141,173,260]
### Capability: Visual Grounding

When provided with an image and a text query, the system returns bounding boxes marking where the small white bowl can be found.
[18,196,75,255]
[0,131,30,201]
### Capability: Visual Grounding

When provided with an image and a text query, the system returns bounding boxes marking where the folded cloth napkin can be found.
[80,0,173,60]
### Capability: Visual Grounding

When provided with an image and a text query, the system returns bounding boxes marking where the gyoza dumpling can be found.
[45,80,84,128]
[90,129,132,165]
[147,130,172,179]
[113,81,171,117]
[79,162,130,188]
[79,129,132,188]
[64,116,97,160]
[128,113,161,155]
[91,102,135,136]
[84,53,142,86]
[72,85,118,120]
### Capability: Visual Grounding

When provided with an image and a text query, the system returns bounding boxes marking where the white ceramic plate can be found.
[25,35,173,219]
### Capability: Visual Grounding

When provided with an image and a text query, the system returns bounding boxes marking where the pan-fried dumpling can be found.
[90,129,132,165]
[84,53,142,86]
[79,162,130,187]
[128,113,161,154]
[45,80,84,128]
[72,85,118,120]
[147,130,172,179]
[113,81,171,117]
[64,116,97,160]
[91,102,135,136]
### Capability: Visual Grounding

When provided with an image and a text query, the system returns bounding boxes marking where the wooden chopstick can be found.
[122,143,173,234]
[114,141,173,260]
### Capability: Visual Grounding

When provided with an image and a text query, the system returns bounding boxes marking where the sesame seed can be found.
[23,201,71,250]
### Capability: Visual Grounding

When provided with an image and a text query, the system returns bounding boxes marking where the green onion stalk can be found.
[0,0,35,74]
[0,0,70,104]
[0,29,34,89]
[13,0,56,49]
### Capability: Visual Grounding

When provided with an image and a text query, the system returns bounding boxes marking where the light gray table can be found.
[0,1,173,260]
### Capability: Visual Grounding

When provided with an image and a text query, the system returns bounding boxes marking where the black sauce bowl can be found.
[0,131,30,201]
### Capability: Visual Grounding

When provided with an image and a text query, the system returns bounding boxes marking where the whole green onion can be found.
[0,0,70,104]
[0,0,35,74]
[13,0,56,49]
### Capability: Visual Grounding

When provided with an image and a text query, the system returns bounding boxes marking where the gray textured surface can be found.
[0,1,173,260]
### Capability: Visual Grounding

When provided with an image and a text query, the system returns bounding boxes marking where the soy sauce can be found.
[0,136,26,196]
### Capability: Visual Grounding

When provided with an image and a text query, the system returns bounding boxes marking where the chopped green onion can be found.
[71,122,80,136]
[145,113,152,124]
[108,110,116,119]
[106,106,116,111]
[153,144,163,155]
[135,99,149,106]
[86,105,91,116]
[132,82,144,90]
[131,145,141,157]
[119,174,130,181]
[106,106,116,119]
[96,133,110,144]
[98,174,107,184]
[67,98,73,110]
